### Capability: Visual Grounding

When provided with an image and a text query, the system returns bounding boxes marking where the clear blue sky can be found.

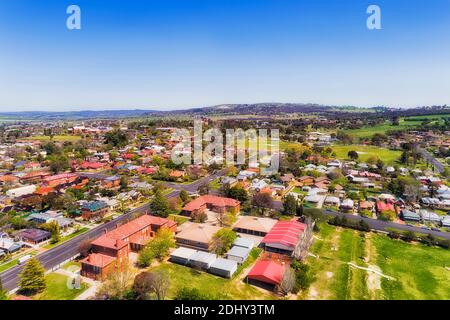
[0,0,449,111]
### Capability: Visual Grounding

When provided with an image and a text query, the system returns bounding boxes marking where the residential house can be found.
[175,223,222,251]
[16,228,51,244]
[81,201,109,220]
[181,195,240,216]
[233,216,277,237]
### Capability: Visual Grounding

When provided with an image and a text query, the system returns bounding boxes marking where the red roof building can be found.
[34,186,55,196]
[81,214,177,280]
[246,260,285,290]
[81,161,106,170]
[43,173,78,187]
[376,200,395,213]
[261,221,307,256]
[182,195,240,216]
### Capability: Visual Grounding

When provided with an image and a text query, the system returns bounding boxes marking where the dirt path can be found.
[305,227,342,300]
[347,262,396,281]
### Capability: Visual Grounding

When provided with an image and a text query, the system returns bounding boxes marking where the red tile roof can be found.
[91,215,176,250]
[376,201,395,212]
[247,260,285,285]
[81,253,116,268]
[44,173,78,182]
[183,195,240,212]
[34,186,54,195]
[81,161,105,169]
[261,220,306,249]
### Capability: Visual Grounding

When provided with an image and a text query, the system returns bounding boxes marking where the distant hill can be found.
[0,109,162,120]
[0,104,448,120]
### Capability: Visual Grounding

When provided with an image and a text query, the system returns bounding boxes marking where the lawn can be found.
[149,262,276,300]
[371,235,450,300]
[208,178,221,190]
[43,227,90,249]
[168,214,189,225]
[304,224,450,300]
[62,260,81,271]
[0,251,38,273]
[331,144,401,164]
[36,273,89,300]
[23,135,81,142]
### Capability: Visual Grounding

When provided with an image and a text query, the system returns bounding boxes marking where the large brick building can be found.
[181,195,240,216]
[81,214,177,280]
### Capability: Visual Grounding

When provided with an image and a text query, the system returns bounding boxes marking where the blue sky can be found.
[0,0,449,111]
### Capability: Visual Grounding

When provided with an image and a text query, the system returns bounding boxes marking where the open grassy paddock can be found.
[343,115,448,139]
[331,144,401,164]
[305,224,450,300]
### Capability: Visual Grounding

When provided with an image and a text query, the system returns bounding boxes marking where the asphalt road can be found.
[419,148,445,173]
[273,201,450,240]
[0,170,227,292]
[321,209,450,240]
[163,168,229,193]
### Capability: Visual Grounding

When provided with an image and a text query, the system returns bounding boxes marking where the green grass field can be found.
[305,224,450,300]
[149,262,276,300]
[23,135,81,142]
[343,115,448,139]
[372,235,450,300]
[36,273,89,300]
[343,120,419,138]
[43,227,90,249]
[331,144,401,164]
[0,251,38,273]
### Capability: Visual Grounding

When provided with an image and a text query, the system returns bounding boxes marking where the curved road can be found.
[0,169,228,292]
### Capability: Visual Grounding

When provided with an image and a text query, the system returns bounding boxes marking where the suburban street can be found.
[321,209,450,240]
[419,148,445,173]
[273,201,450,240]
[0,169,227,292]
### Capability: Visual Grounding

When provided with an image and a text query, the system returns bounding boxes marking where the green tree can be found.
[137,228,175,267]
[226,185,249,203]
[48,155,69,174]
[211,228,237,255]
[0,278,8,300]
[179,189,190,204]
[283,194,298,216]
[251,192,273,215]
[104,129,128,147]
[18,257,46,295]
[150,190,171,218]
[347,150,359,160]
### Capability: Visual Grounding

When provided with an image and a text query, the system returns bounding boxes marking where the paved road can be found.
[0,170,227,292]
[419,148,445,173]
[273,201,450,240]
[163,168,229,193]
[322,209,450,240]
